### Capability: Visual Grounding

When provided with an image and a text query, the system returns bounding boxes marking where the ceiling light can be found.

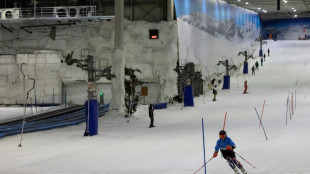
[245,2,249,4]
[238,0,241,1]
[258,8,261,10]
[292,8,295,9]
[294,9,296,12]
[294,14,298,17]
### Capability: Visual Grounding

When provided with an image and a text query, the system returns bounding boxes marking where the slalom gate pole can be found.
[194,157,214,174]
[223,112,227,130]
[234,151,256,169]
[288,95,291,120]
[19,97,28,147]
[202,118,207,174]
[259,100,266,129]
[286,96,289,125]
[291,93,293,116]
[254,107,268,141]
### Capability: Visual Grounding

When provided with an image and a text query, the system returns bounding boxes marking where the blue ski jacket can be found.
[214,136,236,152]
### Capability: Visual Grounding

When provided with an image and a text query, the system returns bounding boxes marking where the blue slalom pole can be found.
[202,118,207,174]
[254,107,268,141]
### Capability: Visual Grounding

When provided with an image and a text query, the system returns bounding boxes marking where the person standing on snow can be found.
[268,48,270,56]
[261,57,263,66]
[263,53,266,61]
[213,85,217,101]
[213,130,247,174]
[148,104,155,128]
[243,80,248,94]
[251,66,255,75]
[255,61,259,71]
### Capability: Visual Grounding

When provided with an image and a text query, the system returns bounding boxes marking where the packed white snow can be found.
[0,40,310,173]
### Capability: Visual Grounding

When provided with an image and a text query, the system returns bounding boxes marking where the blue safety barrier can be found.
[0,104,109,138]
[184,85,194,107]
[243,62,248,74]
[222,75,230,89]
[84,100,98,136]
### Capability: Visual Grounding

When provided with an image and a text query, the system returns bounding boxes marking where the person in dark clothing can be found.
[255,61,259,71]
[213,85,217,101]
[148,104,155,128]
[263,53,266,61]
[213,130,247,174]
[261,57,263,66]
[251,65,255,75]
[268,48,270,56]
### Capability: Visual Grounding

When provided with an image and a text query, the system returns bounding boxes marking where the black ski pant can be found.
[149,116,154,127]
[221,149,243,169]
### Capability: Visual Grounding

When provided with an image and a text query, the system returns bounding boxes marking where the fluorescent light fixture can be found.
[245,2,248,4]
[294,9,296,12]
[294,14,297,17]
[292,8,295,9]
[238,0,241,1]
[258,8,261,10]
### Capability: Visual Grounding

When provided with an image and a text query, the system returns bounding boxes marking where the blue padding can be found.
[259,49,263,57]
[154,103,167,109]
[222,75,230,89]
[184,86,194,107]
[84,100,98,136]
[243,62,248,74]
[0,104,109,138]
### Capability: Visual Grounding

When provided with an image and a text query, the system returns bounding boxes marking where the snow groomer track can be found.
[0,104,109,138]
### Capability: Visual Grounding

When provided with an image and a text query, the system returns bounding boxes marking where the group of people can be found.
[252,48,270,76]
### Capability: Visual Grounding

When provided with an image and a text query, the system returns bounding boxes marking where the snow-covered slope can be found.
[0,40,310,173]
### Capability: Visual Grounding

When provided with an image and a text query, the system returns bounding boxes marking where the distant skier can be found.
[148,104,155,128]
[263,53,266,61]
[268,48,270,56]
[251,65,255,75]
[213,85,217,101]
[255,61,259,71]
[261,57,263,66]
[213,130,247,174]
[243,80,248,94]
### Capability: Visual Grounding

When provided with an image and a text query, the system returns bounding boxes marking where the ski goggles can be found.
[219,134,226,138]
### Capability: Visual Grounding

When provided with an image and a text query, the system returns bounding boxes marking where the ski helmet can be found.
[219,130,226,135]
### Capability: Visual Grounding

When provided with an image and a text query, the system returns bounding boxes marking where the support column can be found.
[111,0,126,115]
[167,0,174,22]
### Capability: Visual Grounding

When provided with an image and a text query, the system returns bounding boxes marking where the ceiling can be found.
[223,0,310,21]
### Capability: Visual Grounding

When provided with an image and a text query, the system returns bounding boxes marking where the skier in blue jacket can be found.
[213,130,247,174]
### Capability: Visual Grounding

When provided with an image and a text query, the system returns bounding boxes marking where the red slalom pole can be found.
[259,100,266,129]
[194,157,214,174]
[223,112,227,130]
[291,93,294,116]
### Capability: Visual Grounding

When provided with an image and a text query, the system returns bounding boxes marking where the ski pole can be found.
[223,112,227,130]
[234,151,256,169]
[194,157,214,174]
